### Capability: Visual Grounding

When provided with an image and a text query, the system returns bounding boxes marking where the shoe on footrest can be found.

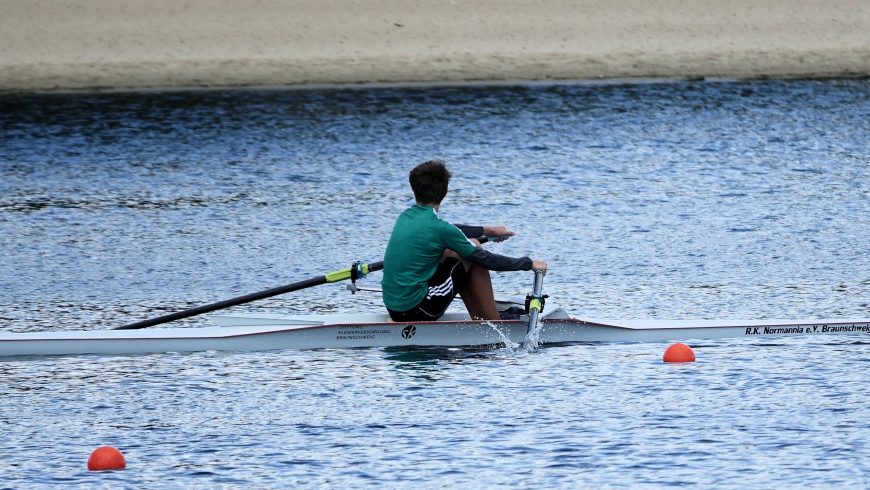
[498,306,525,320]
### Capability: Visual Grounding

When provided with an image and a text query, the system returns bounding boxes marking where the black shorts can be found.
[387,257,469,322]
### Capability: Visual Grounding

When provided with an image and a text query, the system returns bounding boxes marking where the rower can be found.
[381,160,547,322]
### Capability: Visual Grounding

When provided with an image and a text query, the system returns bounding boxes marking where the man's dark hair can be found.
[409,160,451,205]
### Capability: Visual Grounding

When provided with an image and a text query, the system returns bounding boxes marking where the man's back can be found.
[382,204,475,311]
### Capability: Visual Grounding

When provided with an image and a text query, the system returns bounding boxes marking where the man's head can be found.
[409,160,451,206]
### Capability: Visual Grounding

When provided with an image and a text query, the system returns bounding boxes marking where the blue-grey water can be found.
[1,79,868,488]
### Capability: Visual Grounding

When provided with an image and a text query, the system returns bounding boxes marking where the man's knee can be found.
[442,249,461,261]
[441,249,475,273]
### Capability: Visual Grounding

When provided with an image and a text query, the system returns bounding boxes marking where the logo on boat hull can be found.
[401,325,416,339]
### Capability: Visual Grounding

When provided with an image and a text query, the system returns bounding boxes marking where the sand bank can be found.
[0,0,868,91]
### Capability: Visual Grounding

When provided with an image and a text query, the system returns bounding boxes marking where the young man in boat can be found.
[382,160,547,321]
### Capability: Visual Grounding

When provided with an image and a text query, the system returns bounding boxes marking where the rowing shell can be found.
[1,308,867,358]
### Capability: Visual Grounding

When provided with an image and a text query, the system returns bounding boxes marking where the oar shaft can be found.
[526,269,545,333]
[115,261,383,330]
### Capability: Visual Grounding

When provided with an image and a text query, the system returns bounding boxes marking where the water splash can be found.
[521,316,543,352]
[484,321,519,353]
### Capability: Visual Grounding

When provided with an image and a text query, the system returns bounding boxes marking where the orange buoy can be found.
[87,446,126,471]
[663,342,695,363]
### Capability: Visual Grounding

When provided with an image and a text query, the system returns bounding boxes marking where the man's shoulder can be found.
[395,205,462,233]
[397,205,428,222]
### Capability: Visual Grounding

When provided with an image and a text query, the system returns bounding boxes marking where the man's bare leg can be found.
[459,262,500,320]
[442,248,500,320]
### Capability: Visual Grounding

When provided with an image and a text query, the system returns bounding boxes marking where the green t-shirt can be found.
[381,204,477,311]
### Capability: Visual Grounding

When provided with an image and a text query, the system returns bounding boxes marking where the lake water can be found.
[0,79,868,488]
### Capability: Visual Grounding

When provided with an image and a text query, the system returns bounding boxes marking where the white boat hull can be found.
[1,309,868,357]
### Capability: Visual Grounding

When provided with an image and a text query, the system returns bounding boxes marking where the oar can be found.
[522,269,546,349]
[115,261,383,330]
[526,269,545,330]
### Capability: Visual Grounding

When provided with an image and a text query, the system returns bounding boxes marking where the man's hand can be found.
[531,260,548,275]
[483,225,515,242]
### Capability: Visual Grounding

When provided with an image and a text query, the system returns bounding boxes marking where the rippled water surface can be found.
[1,80,868,488]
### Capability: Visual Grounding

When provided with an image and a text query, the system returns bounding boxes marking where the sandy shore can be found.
[1,0,868,91]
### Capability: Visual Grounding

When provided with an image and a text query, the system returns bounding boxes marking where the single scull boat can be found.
[2,261,866,358]
[1,307,868,358]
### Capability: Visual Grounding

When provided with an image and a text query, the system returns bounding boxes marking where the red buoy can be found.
[663,342,695,363]
[87,446,126,471]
